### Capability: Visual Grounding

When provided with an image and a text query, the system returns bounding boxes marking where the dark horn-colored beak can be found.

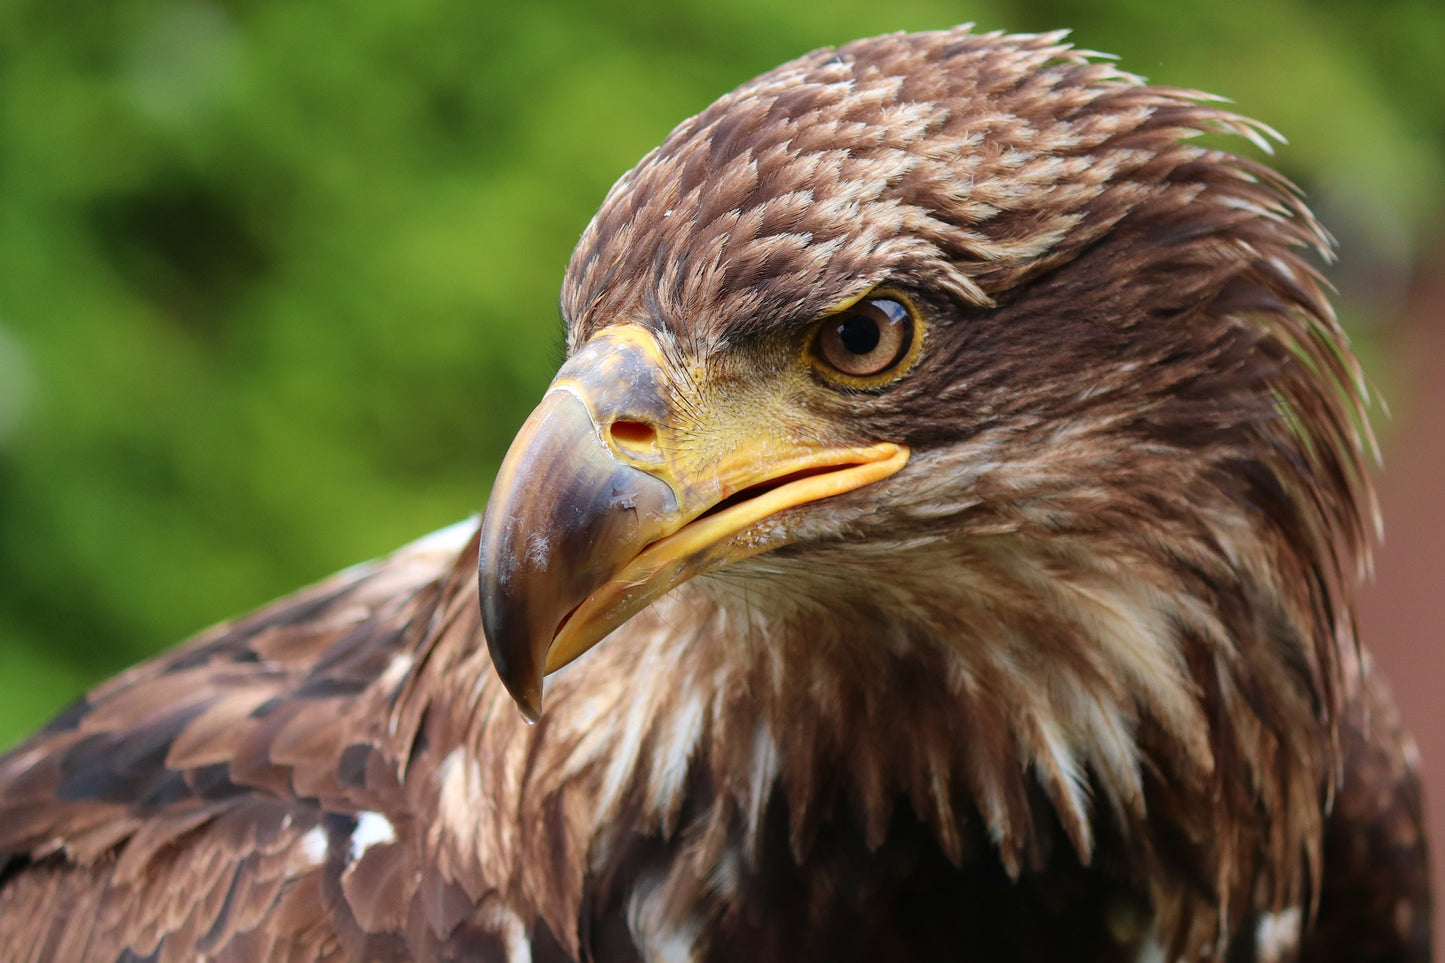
[477,376,677,721]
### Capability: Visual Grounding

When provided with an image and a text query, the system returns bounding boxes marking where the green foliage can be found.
[1,0,1441,746]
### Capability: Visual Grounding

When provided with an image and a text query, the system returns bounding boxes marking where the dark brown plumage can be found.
[0,26,1431,962]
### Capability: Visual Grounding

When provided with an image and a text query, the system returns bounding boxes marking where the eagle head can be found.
[475,25,1375,950]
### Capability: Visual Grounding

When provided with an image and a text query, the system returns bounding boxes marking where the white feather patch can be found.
[349,811,396,862]
[1254,908,1302,963]
[481,902,534,963]
[298,825,328,866]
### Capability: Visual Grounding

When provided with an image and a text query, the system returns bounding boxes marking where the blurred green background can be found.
[1,1,1442,737]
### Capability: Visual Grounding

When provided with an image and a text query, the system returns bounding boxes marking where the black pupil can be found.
[837,313,881,355]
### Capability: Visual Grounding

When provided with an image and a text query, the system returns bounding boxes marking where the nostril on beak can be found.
[609,420,657,448]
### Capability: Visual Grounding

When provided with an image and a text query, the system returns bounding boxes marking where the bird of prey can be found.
[0,25,1431,963]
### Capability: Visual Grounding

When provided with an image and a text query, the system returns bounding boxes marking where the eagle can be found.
[0,26,1431,963]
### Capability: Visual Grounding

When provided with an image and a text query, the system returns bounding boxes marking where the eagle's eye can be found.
[811,296,918,384]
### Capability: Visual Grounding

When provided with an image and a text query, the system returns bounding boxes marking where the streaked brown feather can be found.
[0,25,1430,962]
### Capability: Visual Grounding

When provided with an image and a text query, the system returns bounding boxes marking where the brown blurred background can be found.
[1359,245,1445,954]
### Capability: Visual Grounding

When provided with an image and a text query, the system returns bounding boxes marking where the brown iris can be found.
[813,297,916,380]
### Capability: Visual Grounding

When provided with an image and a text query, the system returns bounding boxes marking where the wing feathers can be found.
[0,520,515,959]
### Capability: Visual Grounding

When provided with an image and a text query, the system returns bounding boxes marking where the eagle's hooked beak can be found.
[478,324,908,721]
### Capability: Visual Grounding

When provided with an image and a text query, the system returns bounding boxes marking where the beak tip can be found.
[511,673,544,723]
[479,562,548,723]
[490,644,545,722]
[484,634,546,723]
